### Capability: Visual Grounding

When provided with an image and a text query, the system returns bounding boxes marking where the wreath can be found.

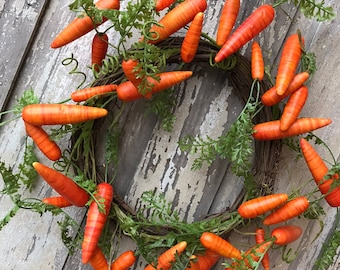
[0,0,339,269]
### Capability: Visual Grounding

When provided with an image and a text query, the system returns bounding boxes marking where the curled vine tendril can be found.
[209,52,238,71]
[62,54,87,89]
[92,54,121,79]
[142,20,162,41]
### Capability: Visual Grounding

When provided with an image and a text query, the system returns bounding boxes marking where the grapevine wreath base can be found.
[71,37,282,263]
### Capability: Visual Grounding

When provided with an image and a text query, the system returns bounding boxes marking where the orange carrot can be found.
[227,240,273,270]
[24,122,62,161]
[263,196,309,225]
[116,71,193,101]
[51,0,120,48]
[252,118,332,141]
[200,232,242,260]
[82,183,114,264]
[71,84,117,102]
[271,225,302,245]
[300,138,340,207]
[215,4,275,63]
[275,33,304,96]
[155,241,187,270]
[180,12,204,63]
[280,85,309,131]
[251,41,265,81]
[194,250,220,270]
[237,193,288,219]
[261,71,309,106]
[255,228,270,270]
[147,0,207,43]
[121,59,143,89]
[92,32,109,71]
[216,0,240,46]
[42,196,73,208]
[90,245,109,270]
[33,162,89,207]
[22,104,108,125]
[155,0,176,12]
[185,255,200,270]
[111,250,136,270]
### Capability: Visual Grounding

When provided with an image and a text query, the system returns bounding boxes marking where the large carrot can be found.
[216,0,240,46]
[255,228,270,270]
[280,85,309,131]
[155,0,176,12]
[147,0,207,43]
[263,196,309,225]
[275,33,304,96]
[90,245,109,270]
[71,84,117,102]
[42,196,73,208]
[237,193,288,219]
[24,122,62,161]
[82,183,114,264]
[251,41,265,81]
[111,250,136,270]
[51,0,120,48]
[300,138,340,207]
[200,232,242,260]
[252,118,332,141]
[215,4,275,63]
[33,162,89,207]
[22,104,108,125]
[261,71,309,106]
[180,12,204,63]
[116,71,193,101]
[92,32,109,72]
[271,225,303,245]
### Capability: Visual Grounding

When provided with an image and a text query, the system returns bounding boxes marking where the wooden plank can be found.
[0,0,49,112]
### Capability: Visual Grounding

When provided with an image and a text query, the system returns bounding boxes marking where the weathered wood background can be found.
[0,0,339,269]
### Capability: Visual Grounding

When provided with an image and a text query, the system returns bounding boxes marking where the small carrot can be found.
[195,250,220,270]
[33,162,89,207]
[216,0,240,46]
[185,255,200,270]
[237,193,288,219]
[280,85,309,131]
[147,0,207,43]
[155,241,187,270]
[261,71,309,106]
[155,0,176,12]
[227,240,273,270]
[263,196,310,225]
[215,4,275,63]
[180,12,204,63]
[252,118,332,141]
[92,32,109,72]
[116,71,193,101]
[90,245,109,270]
[22,104,108,125]
[82,183,114,264]
[71,84,117,102]
[251,41,265,81]
[300,138,340,207]
[24,122,62,161]
[271,225,303,245]
[275,33,304,96]
[199,232,242,260]
[51,0,120,48]
[111,250,136,270]
[255,228,270,270]
[42,196,73,208]
[121,59,143,89]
